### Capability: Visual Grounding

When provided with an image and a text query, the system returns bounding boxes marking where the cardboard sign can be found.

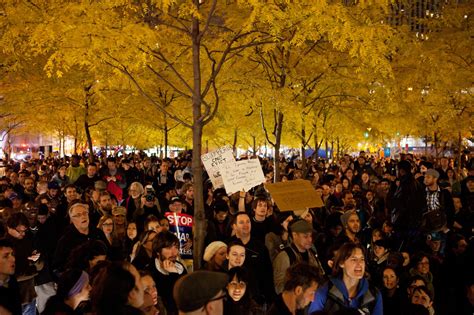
[201,145,235,188]
[221,159,265,195]
[265,179,324,211]
[165,212,193,259]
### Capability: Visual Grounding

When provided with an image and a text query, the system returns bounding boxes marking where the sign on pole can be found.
[265,179,324,211]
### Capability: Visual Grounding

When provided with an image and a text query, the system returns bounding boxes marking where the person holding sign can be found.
[249,195,277,243]
[165,197,194,273]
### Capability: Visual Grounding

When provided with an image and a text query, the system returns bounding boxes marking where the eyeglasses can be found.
[102,223,114,226]
[71,211,89,218]
[114,214,125,217]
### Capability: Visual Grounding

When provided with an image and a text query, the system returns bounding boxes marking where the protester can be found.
[173,270,227,315]
[267,262,323,315]
[203,241,227,272]
[0,151,472,315]
[90,261,144,315]
[42,269,91,315]
[0,238,21,315]
[224,266,260,315]
[308,242,383,315]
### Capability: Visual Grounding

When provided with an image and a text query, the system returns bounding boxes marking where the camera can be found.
[145,193,155,202]
[144,185,155,202]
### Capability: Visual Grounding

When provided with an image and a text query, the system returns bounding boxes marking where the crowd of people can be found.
[0,151,473,315]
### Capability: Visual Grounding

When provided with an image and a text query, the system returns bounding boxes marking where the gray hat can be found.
[173,271,228,312]
[340,210,358,227]
[425,169,439,179]
[94,180,107,191]
[290,220,313,234]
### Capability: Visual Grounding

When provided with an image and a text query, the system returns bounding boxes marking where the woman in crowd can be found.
[409,253,435,296]
[226,240,246,270]
[131,230,157,270]
[43,269,91,315]
[144,215,162,234]
[97,215,116,247]
[224,267,260,315]
[381,266,403,315]
[90,261,144,315]
[139,271,167,315]
[308,242,383,315]
[97,214,123,260]
[202,241,227,272]
[411,286,435,315]
[124,221,138,261]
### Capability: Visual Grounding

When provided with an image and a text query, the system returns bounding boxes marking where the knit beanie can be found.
[340,210,358,227]
[203,241,228,262]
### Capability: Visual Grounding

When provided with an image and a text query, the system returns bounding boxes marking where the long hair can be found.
[90,262,137,315]
[97,214,117,240]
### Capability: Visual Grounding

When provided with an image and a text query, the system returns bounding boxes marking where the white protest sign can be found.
[201,145,235,188]
[221,159,265,195]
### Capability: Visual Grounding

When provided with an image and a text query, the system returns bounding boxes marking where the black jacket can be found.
[147,259,187,315]
[53,224,107,274]
[228,235,276,305]
[387,174,425,230]
[0,276,22,315]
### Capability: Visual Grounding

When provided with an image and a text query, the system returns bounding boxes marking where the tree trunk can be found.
[74,118,78,154]
[233,128,238,157]
[191,9,206,270]
[434,131,439,158]
[252,136,257,157]
[325,139,329,160]
[273,112,284,182]
[313,116,319,159]
[424,135,428,156]
[331,139,334,160]
[164,118,169,158]
[457,131,462,172]
[301,122,307,178]
[85,121,93,160]
[84,85,94,163]
[336,137,340,160]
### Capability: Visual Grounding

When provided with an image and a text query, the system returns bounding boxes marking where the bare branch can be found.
[88,117,115,128]
[197,0,217,42]
[103,56,192,128]
[260,106,276,147]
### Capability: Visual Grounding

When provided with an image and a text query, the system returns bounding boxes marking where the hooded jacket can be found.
[308,277,383,315]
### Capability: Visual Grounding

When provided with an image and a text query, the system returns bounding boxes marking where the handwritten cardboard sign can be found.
[221,159,265,195]
[265,179,324,211]
[201,145,235,188]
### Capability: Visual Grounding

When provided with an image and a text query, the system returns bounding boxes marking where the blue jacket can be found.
[309,277,383,315]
